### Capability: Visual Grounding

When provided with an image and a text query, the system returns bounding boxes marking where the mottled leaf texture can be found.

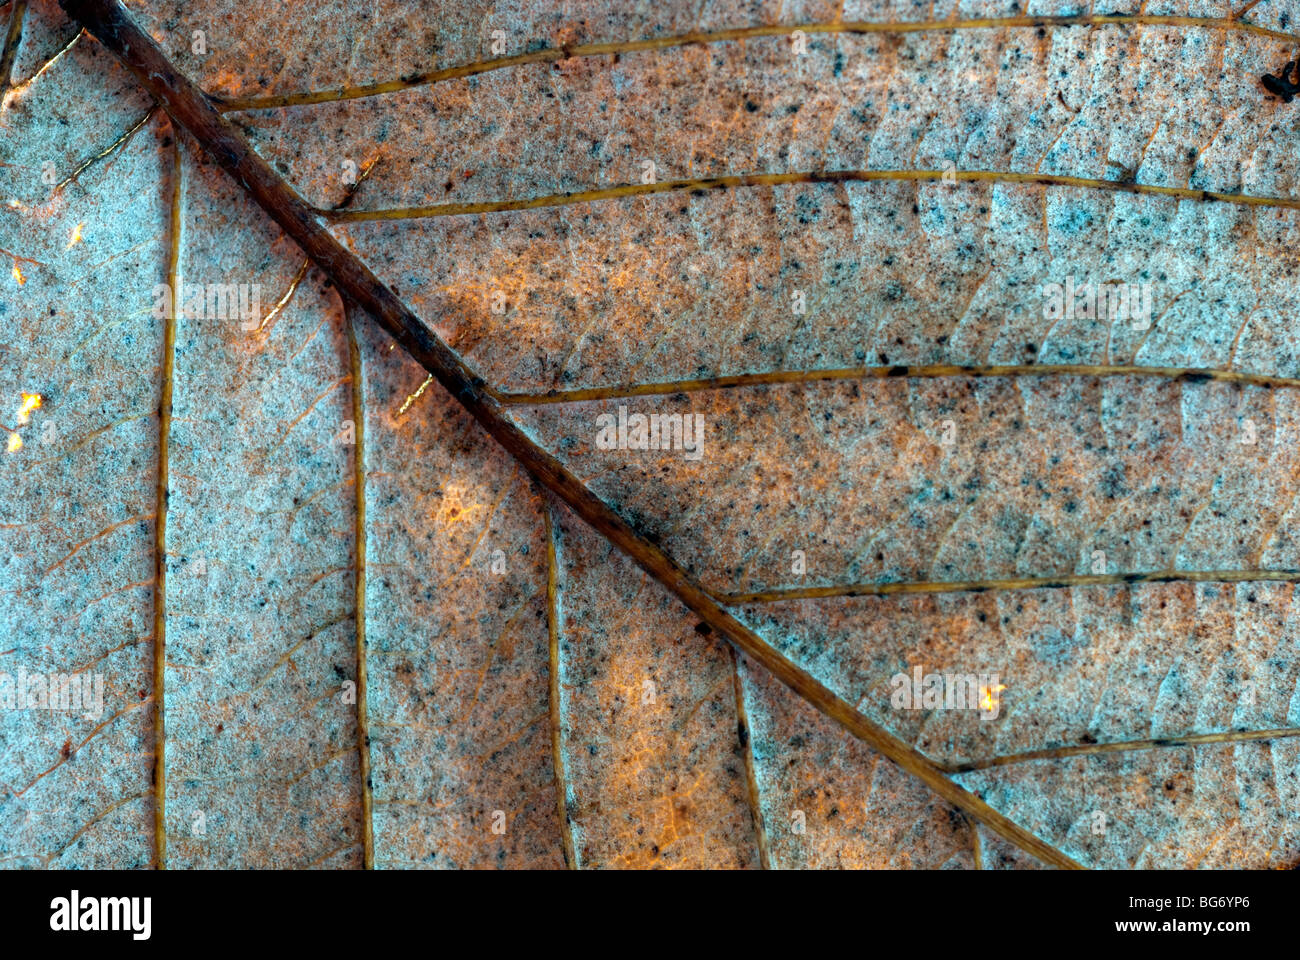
[2,0,1300,869]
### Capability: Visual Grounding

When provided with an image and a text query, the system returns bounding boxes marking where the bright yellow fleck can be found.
[979,683,1007,712]
[397,375,433,416]
[67,222,84,249]
[11,263,23,286]
[17,392,42,425]
[6,433,21,454]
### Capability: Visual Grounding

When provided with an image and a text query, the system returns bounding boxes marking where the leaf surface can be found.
[3,0,1299,868]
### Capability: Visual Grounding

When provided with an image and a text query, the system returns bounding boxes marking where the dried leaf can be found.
[3,0,1299,869]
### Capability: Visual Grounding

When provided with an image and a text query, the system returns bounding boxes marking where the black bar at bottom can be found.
[0,868,1282,948]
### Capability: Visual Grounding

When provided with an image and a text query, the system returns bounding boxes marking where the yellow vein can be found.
[946,727,1300,772]
[4,23,82,99]
[327,170,1300,223]
[345,304,374,870]
[730,649,772,870]
[396,374,432,416]
[719,568,1300,603]
[152,132,181,870]
[256,257,310,333]
[494,363,1300,405]
[218,15,1300,111]
[543,500,577,869]
[55,107,155,193]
